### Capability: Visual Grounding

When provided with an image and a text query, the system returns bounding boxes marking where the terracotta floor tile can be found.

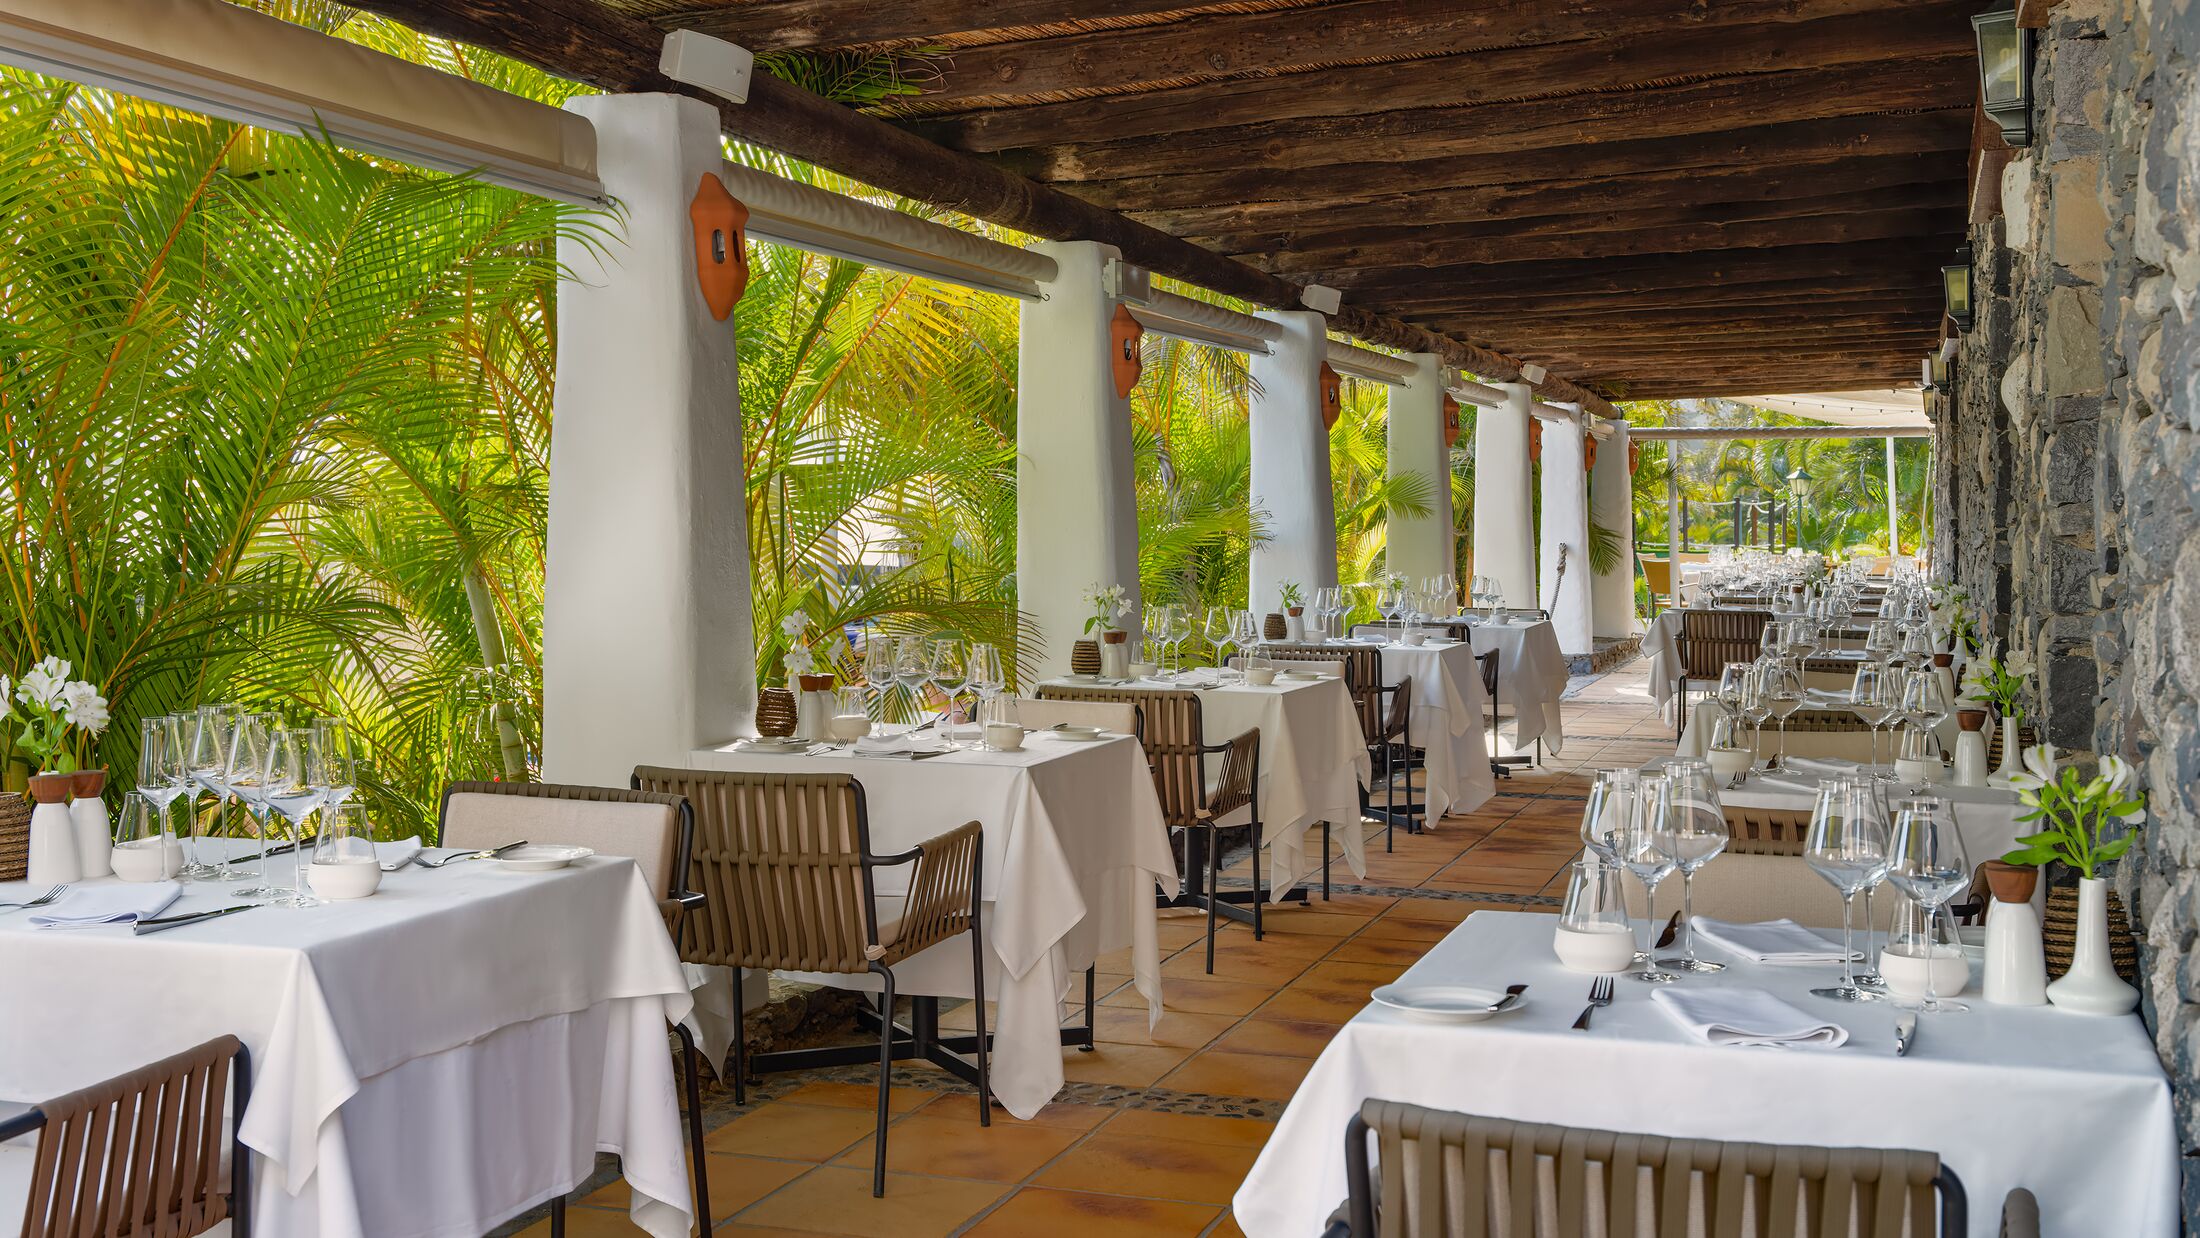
[1158,1048,1315,1101]
[1060,1041,1196,1086]
[1100,1107,1278,1150]
[734,1166,1006,1236]
[515,1205,646,1236]
[1289,959,1406,993]
[705,1103,880,1161]
[1103,975,1276,1016]
[776,1081,939,1114]
[961,1187,1223,1236]
[1245,909,1369,937]
[582,1152,806,1220]
[1204,926,1345,960]
[915,1092,1115,1130]
[1327,935,1439,965]
[830,1112,1086,1182]
[1033,1131,1264,1205]
[1092,1004,1238,1050]
[1160,946,1315,986]
[1209,1017,1340,1059]
[1208,1213,1249,1237]
[1253,984,1368,1024]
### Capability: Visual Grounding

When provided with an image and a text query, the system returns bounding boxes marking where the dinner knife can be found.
[1489,983,1529,1014]
[1654,911,1682,949]
[133,905,257,936]
[1894,1012,1917,1057]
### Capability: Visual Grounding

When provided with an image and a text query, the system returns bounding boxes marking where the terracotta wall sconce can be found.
[1319,363,1342,429]
[690,172,750,321]
[1110,303,1144,397]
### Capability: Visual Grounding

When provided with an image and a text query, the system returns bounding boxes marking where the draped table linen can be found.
[1347,639,1496,822]
[689,728,1178,1120]
[1355,621,1569,755]
[0,840,695,1238]
[1234,910,2178,1238]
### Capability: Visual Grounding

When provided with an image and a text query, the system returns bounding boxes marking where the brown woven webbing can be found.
[874,819,981,966]
[1356,1099,1943,1238]
[1781,709,1872,733]
[1722,806,1812,857]
[20,1035,240,1238]
[1679,610,1772,681]
[1264,643,1385,739]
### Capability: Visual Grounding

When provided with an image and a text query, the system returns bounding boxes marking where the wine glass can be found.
[1231,608,1261,671]
[1161,605,1192,676]
[1579,769,1640,862]
[967,642,1005,703]
[1804,776,1890,1002]
[1204,606,1233,669]
[862,635,896,732]
[312,718,357,812]
[893,634,931,717]
[1737,663,1774,771]
[136,714,187,863]
[261,727,325,908]
[1652,760,1729,974]
[1759,661,1804,771]
[1899,668,1950,737]
[1618,775,1678,984]
[929,640,965,745]
[182,705,238,880]
[226,713,284,899]
[1885,795,1971,1013]
[1375,578,1401,631]
[1864,619,1899,664]
[1849,661,1895,768]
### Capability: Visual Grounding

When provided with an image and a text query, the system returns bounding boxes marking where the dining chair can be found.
[1358,676,1418,852]
[437,780,708,1234]
[1005,696,1143,742]
[1676,608,1772,730]
[1638,554,1673,616]
[1477,647,1534,779]
[1324,1098,2037,1238]
[2,1035,251,1238]
[627,767,990,1197]
[1721,806,1812,856]
[1034,684,1262,971]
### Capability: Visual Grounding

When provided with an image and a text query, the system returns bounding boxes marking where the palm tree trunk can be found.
[462,569,530,780]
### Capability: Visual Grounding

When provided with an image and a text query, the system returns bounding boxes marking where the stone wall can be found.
[1938,0,2200,1222]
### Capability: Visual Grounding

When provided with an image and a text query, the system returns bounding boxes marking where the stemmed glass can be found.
[1864,619,1899,664]
[1232,609,1261,672]
[227,713,285,899]
[893,635,931,719]
[1886,795,1971,1013]
[1804,776,1890,1002]
[183,705,239,880]
[1161,605,1192,675]
[966,642,1005,706]
[1618,775,1678,984]
[1375,579,1402,631]
[1653,759,1729,973]
[1849,662,1896,768]
[1323,586,1350,641]
[1738,663,1773,771]
[929,640,965,745]
[862,637,896,733]
[1204,606,1233,669]
[313,718,357,821]
[261,727,326,909]
[1759,661,1804,771]
[136,715,188,870]
[1579,769,1640,862]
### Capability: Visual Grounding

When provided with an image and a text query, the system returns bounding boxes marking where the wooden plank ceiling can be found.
[431,0,1980,399]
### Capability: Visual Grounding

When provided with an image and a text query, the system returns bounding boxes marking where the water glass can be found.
[1804,776,1889,1002]
[1619,775,1678,984]
[1886,795,1970,1013]
[1652,760,1729,973]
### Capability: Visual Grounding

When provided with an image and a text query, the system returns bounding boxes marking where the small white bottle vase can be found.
[24,773,81,886]
[68,770,112,880]
[1952,710,1989,788]
[2047,876,2141,1016]
[1988,713,2028,788]
[1099,631,1131,680]
[1980,861,2046,1007]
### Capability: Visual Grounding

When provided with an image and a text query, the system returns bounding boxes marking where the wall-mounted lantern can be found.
[689,172,750,321]
[1319,363,1342,429]
[1110,304,1144,398]
[1942,248,1976,332]
[1441,395,1462,448]
[1972,3,2035,147]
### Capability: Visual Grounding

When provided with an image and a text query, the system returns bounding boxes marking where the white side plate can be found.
[491,844,595,872]
[1369,984,1523,1024]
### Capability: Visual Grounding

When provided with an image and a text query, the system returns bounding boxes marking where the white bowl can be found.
[1244,667,1278,686]
[308,857,382,899]
[1879,943,1970,1000]
[983,722,1027,752]
[1553,923,1638,974]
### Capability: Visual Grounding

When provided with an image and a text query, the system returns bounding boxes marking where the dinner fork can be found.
[1570,975,1614,1030]
[0,884,65,913]
[416,839,530,869]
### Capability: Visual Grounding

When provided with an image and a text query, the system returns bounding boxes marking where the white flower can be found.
[2098,754,2131,795]
[783,646,816,676]
[16,667,65,709]
[780,610,811,637]
[61,682,108,734]
[0,675,10,709]
[2008,742,2059,792]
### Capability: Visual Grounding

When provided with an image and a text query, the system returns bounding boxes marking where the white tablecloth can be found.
[691,729,1178,1120]
[1355,622,1569,754]
[1370,641,1495,821]
[0,839,695,1238]
[1235,910,2178,1238]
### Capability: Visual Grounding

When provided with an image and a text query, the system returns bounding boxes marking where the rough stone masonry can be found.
[1934,0,2200,1224]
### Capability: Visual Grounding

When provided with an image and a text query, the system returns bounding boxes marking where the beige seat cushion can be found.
[442,792,680,899]
[1625,852,1896,932]
[1007,698,1139,737]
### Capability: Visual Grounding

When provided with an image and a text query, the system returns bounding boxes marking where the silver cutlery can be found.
[1490,983,1530,1013]
[1894,1011,1918,1057]
[133,904,257,936]
[1655,911,1682,950]
[417,839,530,869]
[1571,975,1614,1030]
[0,884,65,913]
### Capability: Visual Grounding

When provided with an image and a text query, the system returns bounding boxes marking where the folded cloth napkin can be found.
[854,733,943,757]
[375,836,424,867]
[1784,757,1861,777]
[1750,773,1823,795]
[1692,917,1850,965]
[29,880,183,928]
[1651,986,1848,1049]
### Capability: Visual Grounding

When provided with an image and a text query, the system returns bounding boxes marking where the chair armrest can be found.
[1999,1188,2039,1238]
[868,820,984,962]
[1200,727,1261,818]
[658,890,708,950]
[0,1101,43,1142]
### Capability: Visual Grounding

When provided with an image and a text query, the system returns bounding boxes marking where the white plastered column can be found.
[543,93,755,786]
[1590,420,1638,639]
[1384,353,1456,583]
[1248,311,1339,611]
[1538,405,1592,658]
[1016,240,1141,680]
[1472,382,1536,608]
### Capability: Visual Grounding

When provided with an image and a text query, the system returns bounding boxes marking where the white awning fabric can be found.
[1732,389,1932,432]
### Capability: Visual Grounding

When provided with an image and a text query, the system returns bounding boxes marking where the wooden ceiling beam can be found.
[1327,239,1966,297]
[995,57,1971,182]
[334,0,1621,413]
[1615,374,1925,397]
[626,0,1240,52]
[906,0,1930,107]
[1081,110,1972,213]
[1427,306,1945,335]
[1136,152,1964,240]
[1405,288,1943,320]
[1250,207,1962,275]
[1204,187,1958,264]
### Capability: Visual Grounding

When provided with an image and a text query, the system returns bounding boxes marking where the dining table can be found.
[1234,909,2179,1238]
[1331,634,1496,820]
[1355,619,1569,755]
[0,837,696,1238]
[689,721,1179,1120]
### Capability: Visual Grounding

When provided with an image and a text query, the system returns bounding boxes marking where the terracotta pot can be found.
[1957,708,1988,732]
[796,673,836,693]
[755,687,799,738]
[25,773,72,805]
[71,769,105,800]
[1983,859,2037,904]
[1101,629,1129,645]
[1932,651,1954,668]
[1286,607,1304,617]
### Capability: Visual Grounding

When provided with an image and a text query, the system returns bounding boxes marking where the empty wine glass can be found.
[1653,760,1729,974]
[1850,661,1896,768]
[1579,769,1640,862]
[136,714,187,864]
[227,713,283,900]
[1204,606,1233,668]
[929,640,965,745]
[893,634,931,716]
[261,727,325,908]
[1885,795,1971,1013]
[183,705,238,880]
[1760,661,1804,771]
[862,635,896,731]
[1804,776,1889,1002]
[1375,578,1402,630]
[1231,608,1260,671]
[1738,662,1774,770]
[1619,775,1678,984]
[312,718,357,813]
[1161,604,1192,675]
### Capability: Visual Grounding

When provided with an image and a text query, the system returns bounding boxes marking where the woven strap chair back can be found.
[1780,709,1873,734]
[1356,1099,1945,1238]
[1722,806,1812,857]
[20,1035,242,1238]
[1035,684,1213,828]
[1377,674,1414,743]
[632,768,877,973]
[1679,610,1772,681]
[1478,649,1500,698]
[1264,643,1384,739]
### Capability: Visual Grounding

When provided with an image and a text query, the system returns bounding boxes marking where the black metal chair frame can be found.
[1358,679,1420,852]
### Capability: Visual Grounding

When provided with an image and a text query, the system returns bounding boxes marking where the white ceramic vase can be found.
[1952,730,1988,787]
[1099,637,1130,680]
[1284,611,1306,642]
[1983,897,2048,1006]
[2045,877,2140,1016]
[70,793,112,880]
[1987,714,2027,788]
[26,799,81,886]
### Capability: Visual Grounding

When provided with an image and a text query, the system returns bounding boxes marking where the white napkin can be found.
[1750,773,1823,794]
[1692,917,1849,964]
[29,880,182,928]
[375,836,423,867]
[1784,757,1861,777]
[854,733,943,757]
[1652,987,1848,1049]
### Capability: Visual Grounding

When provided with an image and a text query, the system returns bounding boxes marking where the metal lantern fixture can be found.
[1786,466,1812,500]
[1972,4,2035,147]
[1942,249,1976,332]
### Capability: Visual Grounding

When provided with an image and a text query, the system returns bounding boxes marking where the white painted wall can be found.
[1016,240,1142,681]
[1590,421,1638,639]
[1472,382,1536,608]
[1248,310,1340,613]
[543,93,755,786]
[1538,405,1592,657]
[1385,353,1456,584]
